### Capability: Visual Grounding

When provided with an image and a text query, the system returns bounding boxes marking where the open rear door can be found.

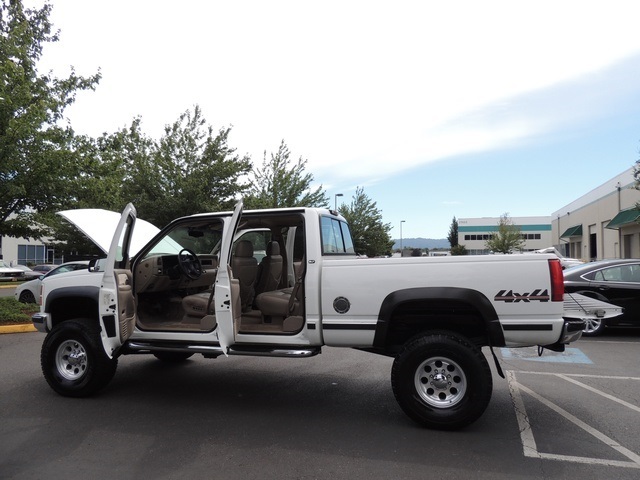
[214,201,243,353]
[99,203,138,358]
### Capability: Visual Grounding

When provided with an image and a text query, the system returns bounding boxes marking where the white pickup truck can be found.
[32,202,610,429]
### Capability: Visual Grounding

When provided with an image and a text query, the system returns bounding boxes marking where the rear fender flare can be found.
[373,287,504,348]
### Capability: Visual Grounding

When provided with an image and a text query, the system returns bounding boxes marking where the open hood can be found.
[58,208,160,256]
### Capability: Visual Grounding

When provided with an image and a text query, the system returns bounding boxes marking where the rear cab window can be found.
[320,216,355,255]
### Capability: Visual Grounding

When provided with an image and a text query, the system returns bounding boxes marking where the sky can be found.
[28,0,640,239]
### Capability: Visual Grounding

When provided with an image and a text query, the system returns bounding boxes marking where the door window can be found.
[593,264,640,283]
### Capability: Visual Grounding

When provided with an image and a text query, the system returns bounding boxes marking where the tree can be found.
[244,140,329,209]
[0,0,101,238]
[450,244,468,256]
[119,107,251,227]
[484,213,524,254]
[447,216,459,248]
[338,187,394,257]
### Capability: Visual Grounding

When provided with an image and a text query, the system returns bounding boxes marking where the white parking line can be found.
[507,370,640,469]
[556,374,640,414]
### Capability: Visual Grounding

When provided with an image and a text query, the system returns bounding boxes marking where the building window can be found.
[17,244,46,265]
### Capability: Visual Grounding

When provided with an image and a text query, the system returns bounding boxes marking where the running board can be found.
[124,341,321,358]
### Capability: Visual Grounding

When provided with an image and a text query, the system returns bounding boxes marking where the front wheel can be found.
[41,319,118,397]
[19,290,36,304]
[391,332,493,430]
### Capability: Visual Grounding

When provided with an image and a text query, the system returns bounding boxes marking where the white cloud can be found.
[32,0,640,186]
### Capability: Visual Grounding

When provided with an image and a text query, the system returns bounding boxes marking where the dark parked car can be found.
[564,259,640,336]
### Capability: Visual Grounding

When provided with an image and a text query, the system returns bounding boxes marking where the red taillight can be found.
[548,258,564,302]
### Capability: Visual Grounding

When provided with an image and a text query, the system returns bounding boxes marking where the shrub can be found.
[0,297,39,325]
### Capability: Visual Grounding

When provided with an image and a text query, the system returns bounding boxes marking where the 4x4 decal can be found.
[495,289,550,303]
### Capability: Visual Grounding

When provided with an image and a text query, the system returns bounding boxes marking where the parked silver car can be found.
[0,261,25,281]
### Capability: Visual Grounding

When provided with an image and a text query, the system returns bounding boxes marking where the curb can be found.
[0,324,37,334]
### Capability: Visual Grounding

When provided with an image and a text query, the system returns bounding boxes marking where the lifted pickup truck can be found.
[33,202,603,429]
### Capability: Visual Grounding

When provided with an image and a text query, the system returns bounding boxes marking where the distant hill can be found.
[392,238,450,250]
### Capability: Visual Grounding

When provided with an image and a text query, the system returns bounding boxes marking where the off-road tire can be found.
[391,332,492,430]
[41,319,118,397]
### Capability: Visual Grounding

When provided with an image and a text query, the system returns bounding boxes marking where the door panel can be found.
[214,201,243,352]
[99,204,137,357]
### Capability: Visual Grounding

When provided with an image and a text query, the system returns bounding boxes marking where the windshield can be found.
[145,221,224,257]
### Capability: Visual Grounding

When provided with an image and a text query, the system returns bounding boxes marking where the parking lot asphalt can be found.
[1,328,639,479]
[499,334,640,472]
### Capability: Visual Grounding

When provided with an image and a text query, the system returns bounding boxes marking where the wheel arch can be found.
[46,286,101,330]
[373,287,505,352]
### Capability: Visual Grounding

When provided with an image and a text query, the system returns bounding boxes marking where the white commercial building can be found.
[552,167,640,261]
[458,216,553,255]
[0,235,55,266]
[458,167,640,260]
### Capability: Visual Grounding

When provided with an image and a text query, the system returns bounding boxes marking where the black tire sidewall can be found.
[392,333,493,430]
[19,290,36,303]
[41,320,117,397]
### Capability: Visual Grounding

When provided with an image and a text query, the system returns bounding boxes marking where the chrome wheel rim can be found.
[55,340,88,381]
[583,318,603,334]
[414,356,467,408]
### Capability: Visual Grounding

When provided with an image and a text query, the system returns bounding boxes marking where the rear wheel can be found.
[391,332,492,430]
[41,319,117,397]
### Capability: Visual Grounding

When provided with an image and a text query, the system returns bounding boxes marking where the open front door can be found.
[99,203,137,358]
[214,201,243,353]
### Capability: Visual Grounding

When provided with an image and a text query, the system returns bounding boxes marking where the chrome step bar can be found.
[125,341,321,358]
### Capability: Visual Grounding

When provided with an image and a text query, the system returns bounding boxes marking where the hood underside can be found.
[57,208,160,256]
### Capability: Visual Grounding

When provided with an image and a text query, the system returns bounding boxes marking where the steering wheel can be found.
[177,248,203,280]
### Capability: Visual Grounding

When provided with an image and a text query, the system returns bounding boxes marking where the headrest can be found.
[235,240,254,258]
[266,241,280,256]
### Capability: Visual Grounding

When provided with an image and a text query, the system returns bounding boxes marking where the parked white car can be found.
[534,247,583,269]
[15,261,90,303]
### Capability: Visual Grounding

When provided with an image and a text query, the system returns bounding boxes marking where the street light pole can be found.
[334,193,343,211]
[400,220,406,255]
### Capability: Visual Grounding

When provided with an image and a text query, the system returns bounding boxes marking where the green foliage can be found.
[245,140,328,209]
[0,0,101,239]
[484,213,524,254]
[447,216,459,247]
[0,297,38,324]
[339,187,394,257]
[120,106,252,227]
[450,244,468,256]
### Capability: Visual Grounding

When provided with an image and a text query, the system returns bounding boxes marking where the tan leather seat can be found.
[255,241,283,297]
[232,240,258,312]
[255,252,303,318]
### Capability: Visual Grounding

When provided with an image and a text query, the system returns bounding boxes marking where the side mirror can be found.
[88,258,106,272]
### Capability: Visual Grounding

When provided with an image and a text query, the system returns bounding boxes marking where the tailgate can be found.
[563,293,623,319]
